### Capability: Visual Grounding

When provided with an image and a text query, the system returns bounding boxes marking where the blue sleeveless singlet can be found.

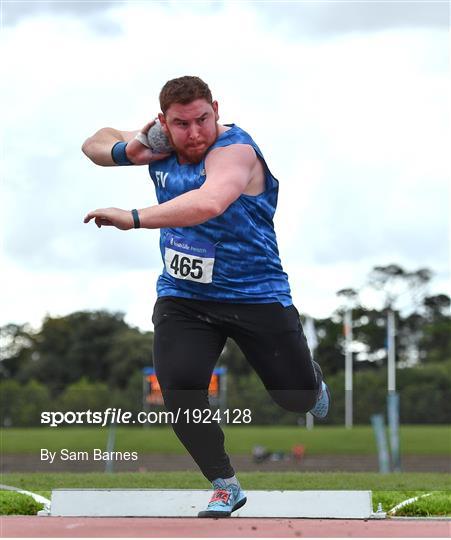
[148,124,292,306]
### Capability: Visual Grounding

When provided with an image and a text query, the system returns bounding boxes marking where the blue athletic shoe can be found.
[198,478,247,518]
[310,380,330,419]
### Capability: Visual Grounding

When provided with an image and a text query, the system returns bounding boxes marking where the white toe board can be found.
[49,489,375,519]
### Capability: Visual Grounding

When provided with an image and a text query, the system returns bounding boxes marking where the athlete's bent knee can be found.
[269,389,317,413]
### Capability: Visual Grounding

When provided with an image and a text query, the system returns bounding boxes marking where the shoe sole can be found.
[311,383,331,419]
[197,496,247,518]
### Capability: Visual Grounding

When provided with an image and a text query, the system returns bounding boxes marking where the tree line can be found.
[1,264,449,426]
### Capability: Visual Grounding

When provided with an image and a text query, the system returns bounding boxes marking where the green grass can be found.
[2,471,450,491]
[2,425,449,517]
[0,492,44,516]
[2,425,450,454]
[1,472,450,516]
[376,491,451,516]
[391,491,451,517]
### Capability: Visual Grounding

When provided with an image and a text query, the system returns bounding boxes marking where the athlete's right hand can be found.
[126,119,172,164]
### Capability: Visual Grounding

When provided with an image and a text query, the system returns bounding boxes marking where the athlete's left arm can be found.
[84,145,256,230]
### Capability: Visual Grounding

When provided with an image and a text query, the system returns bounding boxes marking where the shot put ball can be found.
[147,121,174,154]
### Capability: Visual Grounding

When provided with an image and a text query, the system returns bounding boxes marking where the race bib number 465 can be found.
[164,234,215,284]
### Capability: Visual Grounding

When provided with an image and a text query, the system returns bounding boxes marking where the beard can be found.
[167,124,219,164]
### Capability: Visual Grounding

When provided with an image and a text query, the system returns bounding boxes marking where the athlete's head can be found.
[158,76,219,164]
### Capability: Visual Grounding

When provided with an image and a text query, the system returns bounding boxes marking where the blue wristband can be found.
[131,209,140,229]
[111,142,133,165]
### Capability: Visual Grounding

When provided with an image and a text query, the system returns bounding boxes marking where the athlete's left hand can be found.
[84,207,134,230]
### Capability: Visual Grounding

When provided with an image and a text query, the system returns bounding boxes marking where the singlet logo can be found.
[155,171,169,188]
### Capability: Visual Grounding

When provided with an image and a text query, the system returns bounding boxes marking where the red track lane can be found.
[1,516,450,538]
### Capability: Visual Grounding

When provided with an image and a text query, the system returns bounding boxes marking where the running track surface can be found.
[1,516,450,538]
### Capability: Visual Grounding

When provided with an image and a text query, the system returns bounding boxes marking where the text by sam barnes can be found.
[40,449,138,463]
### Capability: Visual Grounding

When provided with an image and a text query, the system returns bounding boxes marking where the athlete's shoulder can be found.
[205,142,258,172]
[209,124,259,153]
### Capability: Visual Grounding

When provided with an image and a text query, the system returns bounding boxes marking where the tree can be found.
[104,328,153,388]
[336,288,359,305]
[0,324,35,381]
[343,306,387,368]
[0,379,50,427]
[314,316,344,377]
[58,378,113,412]
[418,295,451,364]
[423,294,450,321]
[364,265,440,367]
[13,311,152,396]
[335,286,387,370]
[368,264,432,312]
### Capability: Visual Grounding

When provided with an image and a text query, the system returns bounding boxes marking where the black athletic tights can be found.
[152,296,321,481]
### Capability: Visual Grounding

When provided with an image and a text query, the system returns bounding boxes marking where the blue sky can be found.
[1,1,449,330]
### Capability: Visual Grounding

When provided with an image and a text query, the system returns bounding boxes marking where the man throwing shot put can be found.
[82,75,330,518]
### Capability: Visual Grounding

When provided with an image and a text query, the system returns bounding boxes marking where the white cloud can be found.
[256,1,449,36]
[1,255,162,331]
[1,2,448,329]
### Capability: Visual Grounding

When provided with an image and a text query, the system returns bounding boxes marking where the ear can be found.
[212,100,219,122]
[158,113,168,133]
